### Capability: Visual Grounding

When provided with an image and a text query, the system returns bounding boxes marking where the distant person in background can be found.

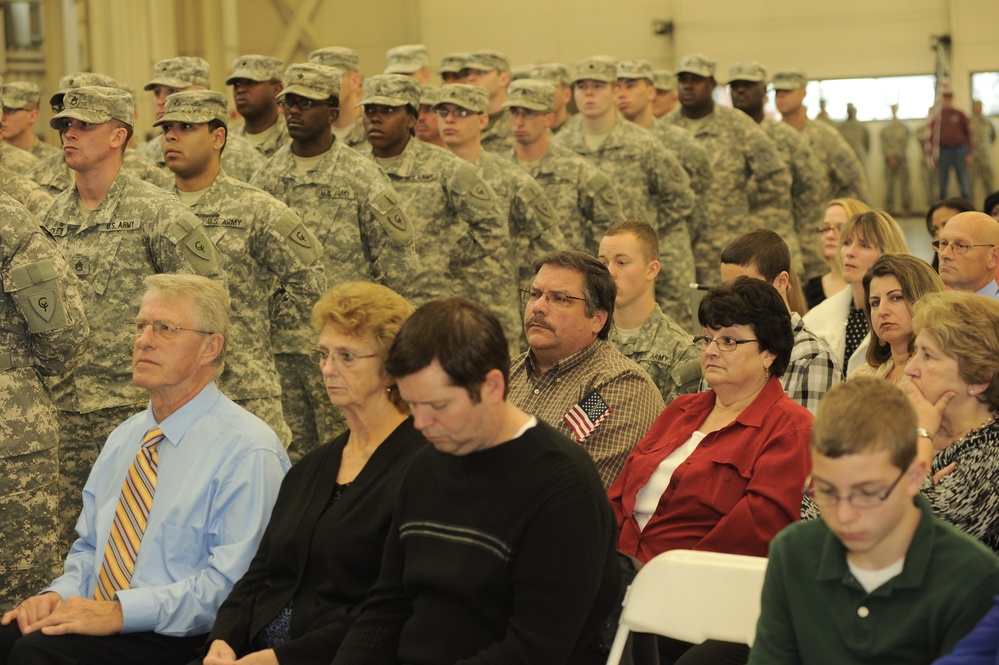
[926,89,973,201]
[881,103,912,216]
[970,101,996,203]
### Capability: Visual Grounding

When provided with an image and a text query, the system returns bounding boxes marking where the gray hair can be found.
[142,274,230,373]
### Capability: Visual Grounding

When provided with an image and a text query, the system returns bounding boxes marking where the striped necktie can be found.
[94,426,164,600]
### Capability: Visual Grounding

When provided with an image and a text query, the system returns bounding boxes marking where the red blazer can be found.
[608,376,812,562]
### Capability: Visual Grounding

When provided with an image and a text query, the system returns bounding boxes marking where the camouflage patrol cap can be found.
[385,44,429,75]
[278,63,341,101]
[309,46,360,72]
[676,54,716,78]
[434,84,488,113]
[144,56,211,91]
[50,72,120,105]
[510,65,533,82]
[503,79,555,112]
[617,59,655,82]
[3,82,40,109]
[226,55,284,85]
[438,53,469,74]
[572,56,618,84]
[419,84,440,107]
[727,61,767,84]
[653,69,675,92]
[466,50,510,73]
[153,90,228,127]
[358,74,420,109]
[531,63,572,87]
[50,86,134,129]
[771,70,808,90]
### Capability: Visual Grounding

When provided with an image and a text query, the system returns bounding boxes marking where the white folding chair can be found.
[604,549,768,665]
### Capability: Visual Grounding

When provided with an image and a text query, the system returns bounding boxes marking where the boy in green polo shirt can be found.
[749,377,999,664]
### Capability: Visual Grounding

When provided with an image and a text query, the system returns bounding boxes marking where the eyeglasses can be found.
[930,239,996,255]
[520,288,587,307]
[310,349,378,369]
[134,321,214,339]
[803,469,906,510]
[507,108,545,119]
[691,335,758,352]
[279,96,333,112]
[435,107,475,118]
[815,225,843,235]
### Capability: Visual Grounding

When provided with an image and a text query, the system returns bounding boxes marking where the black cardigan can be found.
[203,417,425,664]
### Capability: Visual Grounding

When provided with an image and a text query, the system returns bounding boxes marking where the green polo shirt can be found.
[749,494,999,665]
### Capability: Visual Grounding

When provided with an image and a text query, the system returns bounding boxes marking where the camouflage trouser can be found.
[656,225,696,331]
[57,404,145,558]
[0,447,62,609]
[276,353,345,464]
[971,160,995,204]
[883,162,911,212]
[233,395,293,450]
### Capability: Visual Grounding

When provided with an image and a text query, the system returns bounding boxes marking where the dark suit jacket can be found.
[204,417,425,664]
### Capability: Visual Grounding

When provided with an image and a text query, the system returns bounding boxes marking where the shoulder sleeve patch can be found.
[369,188,414,245]
[8,258,69,332]
[272,209,321,264]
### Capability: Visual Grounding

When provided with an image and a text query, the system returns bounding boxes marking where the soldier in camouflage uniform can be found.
[880,103,913,214]
[838,104,870,175]
[252,63,424,461]
[664,55,796,286]
[415,84,445,148]
[616,60,715,281]
[728,61,826,278]
[26,72,173,195]
[651,69,677,119]
[0,136,37,174]
[359,75,516,346]
[434,83,564,346]
[773,70,870,204]
[554,56,697,327]
[465,50,515,154]
[0,86,53,215]
[0,193,88,609]
[503,79,623,255]
[438,52,469,84]
[529,63,574,134]
[971,100,996,201]
[138,57,265,182]
[1,81,61,160]
[226,54,290,158]
[39,86,225,555]
[157,90,327,452]
[310,46,369,151]
[598,221,701,405]
[385,44,433,84]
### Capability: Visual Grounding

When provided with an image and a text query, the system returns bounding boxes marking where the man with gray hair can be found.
[1,81,61,159]
[465,50,514,153]
[138,56,265,182]
[310,46,369,151]
[435,82,564,346]
[252,63,425,459]
[664,53,797,283]
[0,274,289,665]
[38,85,226,555]
[226,54,289,157]
[504,78,623,255]
[728,60,827,278]
[156,90,327,451]
[554,56,697,328]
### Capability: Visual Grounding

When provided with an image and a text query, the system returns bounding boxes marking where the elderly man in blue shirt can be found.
[0,274,290,665]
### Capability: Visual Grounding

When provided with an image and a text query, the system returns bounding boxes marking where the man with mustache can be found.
[507,250,665,488]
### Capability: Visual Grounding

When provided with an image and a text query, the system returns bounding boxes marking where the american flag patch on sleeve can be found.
[563,389,612,442]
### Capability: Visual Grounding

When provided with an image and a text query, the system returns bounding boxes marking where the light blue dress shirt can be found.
[46,381,290,636]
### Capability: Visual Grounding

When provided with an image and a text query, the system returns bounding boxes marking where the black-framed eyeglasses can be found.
[278,95,333,112]
[519,288,587,307]
[435,107,474,118]
[133,321,214,339]
[931,239,995,255]
[803,469,906,510]
[309,349,378,369]
[691,335,758,352]
[815,224,842,235]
